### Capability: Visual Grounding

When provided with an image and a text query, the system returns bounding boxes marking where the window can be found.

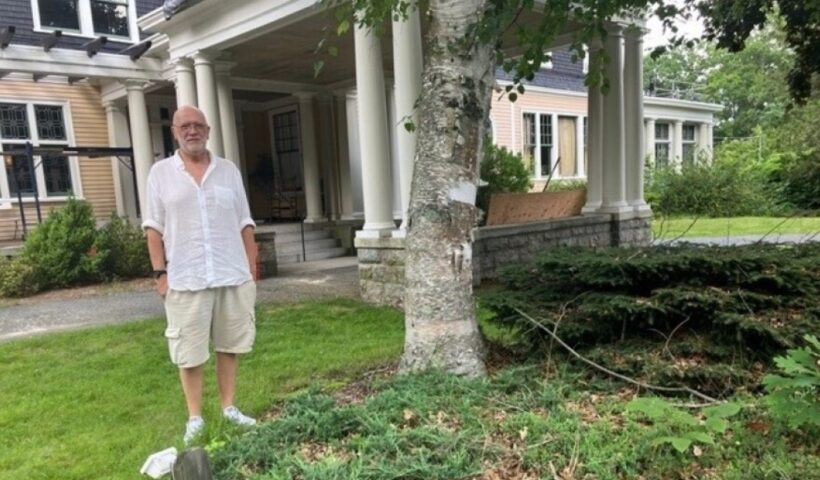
[32,0,137,41]
[0,102,76,202]
[654,122,670,168]
[681,124,697,165]
[522,112,554,178]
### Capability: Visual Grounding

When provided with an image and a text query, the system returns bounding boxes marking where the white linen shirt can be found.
[142,152,255,291]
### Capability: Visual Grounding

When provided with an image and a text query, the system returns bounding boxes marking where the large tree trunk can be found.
[400,0,495,377]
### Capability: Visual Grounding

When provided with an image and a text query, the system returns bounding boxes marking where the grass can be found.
[652,216,820,239]
[0,299,404,480]
[210,363,820,479]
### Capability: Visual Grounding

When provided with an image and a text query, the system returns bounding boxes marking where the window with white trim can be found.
[681,124,697,165]
[654,122,671,168]
[0,102,77,202]
[32,0,138,42]
[522,112,553,178]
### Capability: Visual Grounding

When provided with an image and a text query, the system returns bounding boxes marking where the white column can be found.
[645,118,656,165]
[124,80,153,218]
[215,62,241,167]
[192,51,224,156]
[550,112,559,176]
[698,122,711,161]
[392,5,423,230]
[582,41,604,213]
[575,115,585,177]
[354,20,395,234]
[624,27,648,211]
[295,92,325,223]
[334,91,355,219]
[600,25,629,212]
[345,90,364,218]
[172,57,197,107]
[673,119,683,165]
[388,85,402,219]
[104,101,129,218]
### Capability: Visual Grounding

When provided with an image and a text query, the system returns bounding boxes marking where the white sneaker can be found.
[183,416,205,445]
[222,406,256,426]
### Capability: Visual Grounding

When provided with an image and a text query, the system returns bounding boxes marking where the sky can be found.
[643,5,706,51]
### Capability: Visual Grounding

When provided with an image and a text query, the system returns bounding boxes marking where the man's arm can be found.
[241,225,258,280]
[146,228,168,297]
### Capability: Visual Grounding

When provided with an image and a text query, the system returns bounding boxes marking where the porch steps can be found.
[256,223,350,265]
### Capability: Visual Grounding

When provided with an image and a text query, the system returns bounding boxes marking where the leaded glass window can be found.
[3,144,35,197]
[38,0,81,31]
[91,0,130,37]
[42,150,73,195]
[35,106,67,141]
[0,104,30,139]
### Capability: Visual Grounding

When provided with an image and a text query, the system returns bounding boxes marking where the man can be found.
[142,105,258,444]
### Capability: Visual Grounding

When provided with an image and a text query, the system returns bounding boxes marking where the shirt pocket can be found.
[214,186,234,210]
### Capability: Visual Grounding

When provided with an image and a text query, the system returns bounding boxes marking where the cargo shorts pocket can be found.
[164,327,183,365]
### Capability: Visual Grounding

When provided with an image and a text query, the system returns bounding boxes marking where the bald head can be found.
[172,105,210,160]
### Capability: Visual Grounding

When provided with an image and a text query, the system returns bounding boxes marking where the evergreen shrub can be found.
[0,256,37,297]
[477,143,531,224]
[92,213,151,280]
[481,244,820,393]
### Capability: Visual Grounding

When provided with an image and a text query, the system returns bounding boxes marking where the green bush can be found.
[20,197,99,291]
[645,145,783,217]
[777,150,820,211]
[477,143,531,223]
[92,214,150,280]
[762,334,820,430]
[481,244,820,393]
[0,256,38,297]
[545,178,586,192]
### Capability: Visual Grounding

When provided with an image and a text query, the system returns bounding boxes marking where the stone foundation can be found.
[355,211,653,307]
[254,229,277,279]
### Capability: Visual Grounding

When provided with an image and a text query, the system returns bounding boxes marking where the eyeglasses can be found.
[173,122,209,132]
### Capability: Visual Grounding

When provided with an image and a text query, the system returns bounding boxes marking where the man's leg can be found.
[179,365,205,417]
[215,352,238,409]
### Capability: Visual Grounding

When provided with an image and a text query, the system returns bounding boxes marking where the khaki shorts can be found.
[163,281,256,368]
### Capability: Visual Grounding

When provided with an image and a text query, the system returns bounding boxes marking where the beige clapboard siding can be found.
[0,80,115,241]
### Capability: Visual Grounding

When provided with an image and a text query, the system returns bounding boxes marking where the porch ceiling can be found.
[225,12,393,87]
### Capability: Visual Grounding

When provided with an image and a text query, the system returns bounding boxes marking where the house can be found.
[0,0,712,305]
[489,49,722,191]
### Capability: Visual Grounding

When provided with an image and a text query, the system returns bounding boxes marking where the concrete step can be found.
[256,223,321,235]
[276,238,339,255]
[274,229,332,244]
[277,247,348,265]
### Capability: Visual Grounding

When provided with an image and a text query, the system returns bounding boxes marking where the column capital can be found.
[192,50,220,66]
[169,56,194,70]
[604,22,625,37]
[122,79,150,91]
[623,24,649,39]
[102,100,124,113]
[294,91,317,101]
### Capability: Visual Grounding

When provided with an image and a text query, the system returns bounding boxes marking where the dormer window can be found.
[32,0,138,42]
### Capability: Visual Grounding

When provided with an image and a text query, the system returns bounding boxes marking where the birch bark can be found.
[400,0,495,376]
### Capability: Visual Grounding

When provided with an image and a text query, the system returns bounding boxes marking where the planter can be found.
[486,189,587,226]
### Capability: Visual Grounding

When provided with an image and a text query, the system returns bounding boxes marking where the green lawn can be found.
[652,216,820,239]
[0,299,404,480]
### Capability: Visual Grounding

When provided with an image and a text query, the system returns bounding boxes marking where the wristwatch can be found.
[151,269,167,280]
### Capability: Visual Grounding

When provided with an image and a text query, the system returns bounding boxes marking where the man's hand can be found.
[155,274,168,298]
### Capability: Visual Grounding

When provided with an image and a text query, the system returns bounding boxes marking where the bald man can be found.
[142,105,258,444]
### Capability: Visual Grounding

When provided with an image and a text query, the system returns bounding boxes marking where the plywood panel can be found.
[486,190,586,226]
[558,116,576,176]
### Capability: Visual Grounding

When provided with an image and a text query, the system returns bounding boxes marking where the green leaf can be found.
[704,417,729,434]
[703,402,741,419]
[337,19,350,36]
[684,431,715,445]
[328,46,339,57]
[654,436,691,453]
[626,397,669,420]
[313,60,325,78]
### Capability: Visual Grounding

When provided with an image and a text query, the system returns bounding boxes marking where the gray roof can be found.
[496,49,586,92]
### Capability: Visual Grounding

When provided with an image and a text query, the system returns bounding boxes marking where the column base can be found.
[596,201,632,214]
[356,227,394,239]
[304,216,328,224]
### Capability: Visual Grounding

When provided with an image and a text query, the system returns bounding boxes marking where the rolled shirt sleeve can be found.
[141,173,165,235]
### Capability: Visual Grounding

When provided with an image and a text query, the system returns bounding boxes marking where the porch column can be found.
[345,90,364,217]
[698,122,712,161]
[104,101,133,218]
[624,26,649,211]
[354,20,395,234]
[215,61,241,167]
[192,51,224,156]
[334,91,355,219]
[575,114,585,177]
[645,118,656,165]
[124,80,153,218]
[296,92,325,223]
[392,5,423,229]
[172,57,197,107]
[673,119,683,165]
[600,24,629,212]
[582,41,604,213]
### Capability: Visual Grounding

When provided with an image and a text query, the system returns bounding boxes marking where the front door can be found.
[269,108,305,219]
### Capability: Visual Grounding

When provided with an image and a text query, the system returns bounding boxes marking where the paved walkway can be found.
[0,256,359,343]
